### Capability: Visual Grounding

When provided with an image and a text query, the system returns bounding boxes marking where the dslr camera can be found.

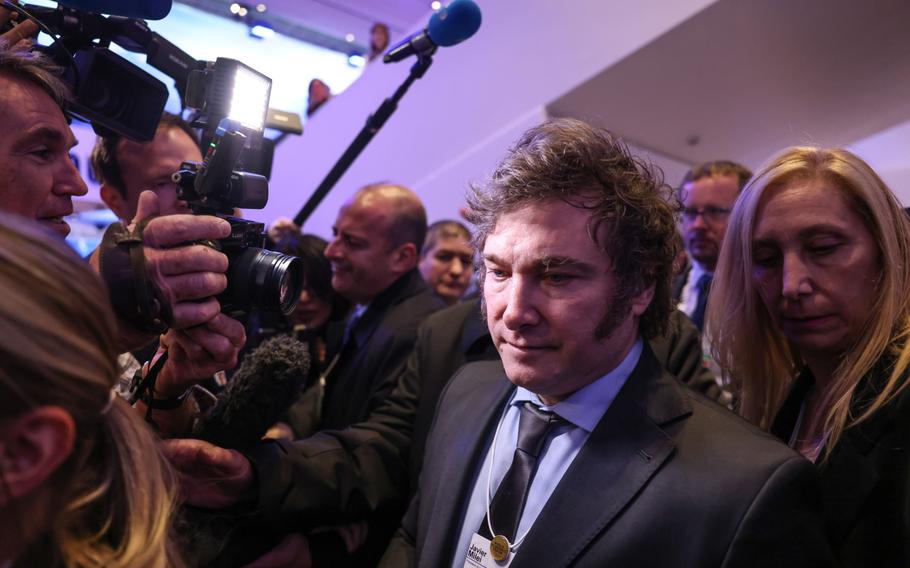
[1,3,303,317]
[174,58,303,315]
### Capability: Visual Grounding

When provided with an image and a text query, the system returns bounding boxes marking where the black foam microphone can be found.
[56,0,172,20]
[193,335,310,450]
[384,0,482,63]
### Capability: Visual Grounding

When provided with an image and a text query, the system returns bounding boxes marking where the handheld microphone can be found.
[56,0,172,20]
[192,335,311,450]
[383,0,481,64]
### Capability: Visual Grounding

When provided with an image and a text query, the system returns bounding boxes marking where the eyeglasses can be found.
[681,206,731,223]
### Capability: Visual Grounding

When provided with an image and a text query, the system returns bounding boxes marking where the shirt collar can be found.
[351,302,370,320]
[690,261,713,282]
[512,339,643,432]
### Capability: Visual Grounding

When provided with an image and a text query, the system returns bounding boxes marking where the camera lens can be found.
[224,247,304,314]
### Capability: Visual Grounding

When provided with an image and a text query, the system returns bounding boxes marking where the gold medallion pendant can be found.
[489,535,510,563]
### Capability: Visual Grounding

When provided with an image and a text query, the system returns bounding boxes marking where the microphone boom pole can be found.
[292,49,436,227]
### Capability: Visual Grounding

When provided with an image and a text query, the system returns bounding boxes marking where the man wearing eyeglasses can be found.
[675,161,752,331]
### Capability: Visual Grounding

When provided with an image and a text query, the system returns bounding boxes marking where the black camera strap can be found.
[98,219,172,334]
[124,351,171,431]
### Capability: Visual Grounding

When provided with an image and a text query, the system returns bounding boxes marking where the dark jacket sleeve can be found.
[243,342,423,528]
[720,456,836,567]
[319,280,444,430]
[378,494,419,567]
[649,309,722,401]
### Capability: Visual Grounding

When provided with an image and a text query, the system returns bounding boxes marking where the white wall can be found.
[849,119,910,205]
[258,0,718,238]
[625,141,693,189]
[71,0,910,238]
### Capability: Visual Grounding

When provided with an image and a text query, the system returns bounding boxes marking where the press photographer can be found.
[0,10,247,430]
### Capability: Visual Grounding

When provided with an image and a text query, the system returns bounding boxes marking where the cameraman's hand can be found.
[267,217,301,244]
[161,438,254,509]
[0,9,39,49]
[91,191,231,351]
[134,191,232,329]
[156,313,246,397]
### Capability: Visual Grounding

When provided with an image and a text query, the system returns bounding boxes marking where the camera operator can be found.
[0,39,245,429]
[92,112,198,222]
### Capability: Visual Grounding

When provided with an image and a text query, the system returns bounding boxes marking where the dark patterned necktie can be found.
[479,402,564,542]
[340,307,365,349]
[691,273,713,332]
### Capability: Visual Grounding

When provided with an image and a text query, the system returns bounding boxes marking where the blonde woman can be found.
[708,146,910,566]
[0,213,183,567]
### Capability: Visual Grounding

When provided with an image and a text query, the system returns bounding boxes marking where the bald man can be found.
[317,183,445,431]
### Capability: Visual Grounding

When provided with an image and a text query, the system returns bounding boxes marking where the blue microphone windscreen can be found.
[427,0,482,47]
[56,0,172,20]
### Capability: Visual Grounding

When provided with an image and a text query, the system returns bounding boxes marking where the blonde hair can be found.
[0,213,183,567]
[707,146,910,457]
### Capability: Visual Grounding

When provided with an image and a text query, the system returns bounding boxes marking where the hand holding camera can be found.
[134,191,232,327]
[0,6,38,48]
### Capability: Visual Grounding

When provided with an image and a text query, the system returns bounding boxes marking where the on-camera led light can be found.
[228,65,271,131]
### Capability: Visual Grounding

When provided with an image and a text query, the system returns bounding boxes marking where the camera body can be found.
[4,4,302,315]
[218,217,302,315]
[173,119,303,315]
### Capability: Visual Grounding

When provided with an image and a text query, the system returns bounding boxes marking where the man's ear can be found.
[391,242,419,273]
[630,283,655,318]
[0,407,75,506]
[100,184,130,222]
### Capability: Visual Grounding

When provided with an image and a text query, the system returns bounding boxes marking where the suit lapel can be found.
[818,406,893,541]
[775,367,893,542]
[419,363,515,567]
[326,269,425,362]
[325,303,384,381]
[459,298,489,355]
[324,318,347,361]
[671,264,689,302]
[512,349,692,568]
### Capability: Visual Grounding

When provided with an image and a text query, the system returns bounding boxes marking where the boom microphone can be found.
[383,0,481,63]
[56,0,172,20]
[192,335,310,450]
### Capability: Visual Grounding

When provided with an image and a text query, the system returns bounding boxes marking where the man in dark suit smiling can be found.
[379,119,834,568]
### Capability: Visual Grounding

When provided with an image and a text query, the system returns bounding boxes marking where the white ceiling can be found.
[176,0,432,52]
[262,0,430,38]
[547,0,910,173]
[169,0,910,196]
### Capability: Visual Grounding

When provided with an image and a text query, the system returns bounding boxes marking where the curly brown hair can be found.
[465,118,680,339]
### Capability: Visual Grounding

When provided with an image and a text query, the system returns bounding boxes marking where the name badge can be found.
[463,532,513,567]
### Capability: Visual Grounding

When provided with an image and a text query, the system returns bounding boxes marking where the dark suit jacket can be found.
[246,302,720,526]
[245,299,489,530]
[408,301,720,485]
[382,349,834,567]
[772,365,910,567]
[318,268,444,430]
[672,262,690,303]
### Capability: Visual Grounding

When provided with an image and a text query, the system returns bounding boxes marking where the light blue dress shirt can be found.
[451,339,643,566]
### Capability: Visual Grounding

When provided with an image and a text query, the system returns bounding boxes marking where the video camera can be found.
[1,1,303,315]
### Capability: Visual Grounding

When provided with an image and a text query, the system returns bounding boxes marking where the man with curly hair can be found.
[380,119,833,567]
